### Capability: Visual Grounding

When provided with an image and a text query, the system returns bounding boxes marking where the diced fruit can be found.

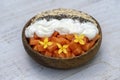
[37,44,45,52]
[66,34,74,41]
[34,33,39,39]
[29,38,39,45]
[81,43,91,51]
[29,32,100,58]
[51,37,69,45]
[89,34,100,48]
[83,37,89,44]
[47,43,58,52]
[73,47,82,56]
[53,50,59,58]
[57,34,66,39]
[45,51,52,57]
[51,31,59,37]
[58,53,66,58]
[65,52,75,58]
[93,34,100,42]
[69,41,81,51]
[33,45,38,51]
[53,50,66,58]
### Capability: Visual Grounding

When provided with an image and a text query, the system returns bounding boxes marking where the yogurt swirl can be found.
[25,18,98,40]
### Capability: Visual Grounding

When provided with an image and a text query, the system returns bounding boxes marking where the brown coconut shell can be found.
[22,8,102,69]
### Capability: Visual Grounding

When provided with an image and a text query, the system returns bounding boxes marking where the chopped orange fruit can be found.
[51,31,59,37]
[45,51,52,57]
[73,47,82,56]
[83,37,89,44]
[58,53,66,58]
[57,34,66,39]
[47,43,58,52]
[93,34,100,42]
[53,50,59,58]
[66,34,74,41]
[69,41,81,51]
[28,31,100,58]
[33,33,39,39]
[81,43,91,51]
[53,50,66,58]
[29,38,39,45]
[35,44,45,52]
[65,52,75,58]
[51,37,69,45]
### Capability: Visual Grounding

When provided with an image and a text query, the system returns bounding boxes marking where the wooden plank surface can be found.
[0,0,120,80]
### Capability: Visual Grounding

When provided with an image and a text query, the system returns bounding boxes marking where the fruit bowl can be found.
[22,8,102,69]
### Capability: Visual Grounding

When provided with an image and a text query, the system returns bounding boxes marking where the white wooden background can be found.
[0,0,120,80]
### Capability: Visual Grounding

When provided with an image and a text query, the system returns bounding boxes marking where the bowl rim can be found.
[22,9,102,60]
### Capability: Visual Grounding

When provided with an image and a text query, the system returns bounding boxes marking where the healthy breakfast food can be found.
[25,18,100,58]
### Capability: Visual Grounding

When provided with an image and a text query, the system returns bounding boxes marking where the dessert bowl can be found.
[22,8,102,69]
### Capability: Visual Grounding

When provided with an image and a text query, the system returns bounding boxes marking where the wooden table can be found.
[0,0,120,80]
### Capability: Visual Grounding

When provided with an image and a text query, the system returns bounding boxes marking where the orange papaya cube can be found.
[89,34,100,48]
[65,34,74,41]
[69,41,81,51]
[53,50,66,58]
[71,53,76,57]
[57,34,66,39]
[39,37,51,41]
[89,40,95,48]
[33,45,38,51]
[58,53,66,58]
[90,34,100,43]
[45,51,52,57]
[66,47,71,52]
[59,37,70,44]
[36,44,45,52]
[51,31,59,37]
[51,37,69,45]
[53,50,59,58]
[51,37,58,42]
[29,38,39,45]
[93,34,100,42]
[83,37,89,44]
[47,43,58,52]
[81,51,85,54]
[65,48,72,58]
[73,47,82,56]
[33,33,39,39]
[64,52,76,58]
[65,52,75,58]
[81,43,91,51]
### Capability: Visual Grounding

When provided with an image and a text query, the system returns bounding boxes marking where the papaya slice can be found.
[51,31,59,37]
[29,38,39,45]
[45,51,52,57]
[66,34,74,41]
[47,43,58,52]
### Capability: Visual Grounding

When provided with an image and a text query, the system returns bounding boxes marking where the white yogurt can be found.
[25,18,98,40]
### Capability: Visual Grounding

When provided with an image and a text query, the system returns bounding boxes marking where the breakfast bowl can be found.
[22,8,102,69]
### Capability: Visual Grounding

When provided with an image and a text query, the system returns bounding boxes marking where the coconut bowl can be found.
[22,8,102,69]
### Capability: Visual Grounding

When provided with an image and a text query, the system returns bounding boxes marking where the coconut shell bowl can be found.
[22,8,102,69]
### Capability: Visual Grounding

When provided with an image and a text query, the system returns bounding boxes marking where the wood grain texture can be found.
[0,0,120,80]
